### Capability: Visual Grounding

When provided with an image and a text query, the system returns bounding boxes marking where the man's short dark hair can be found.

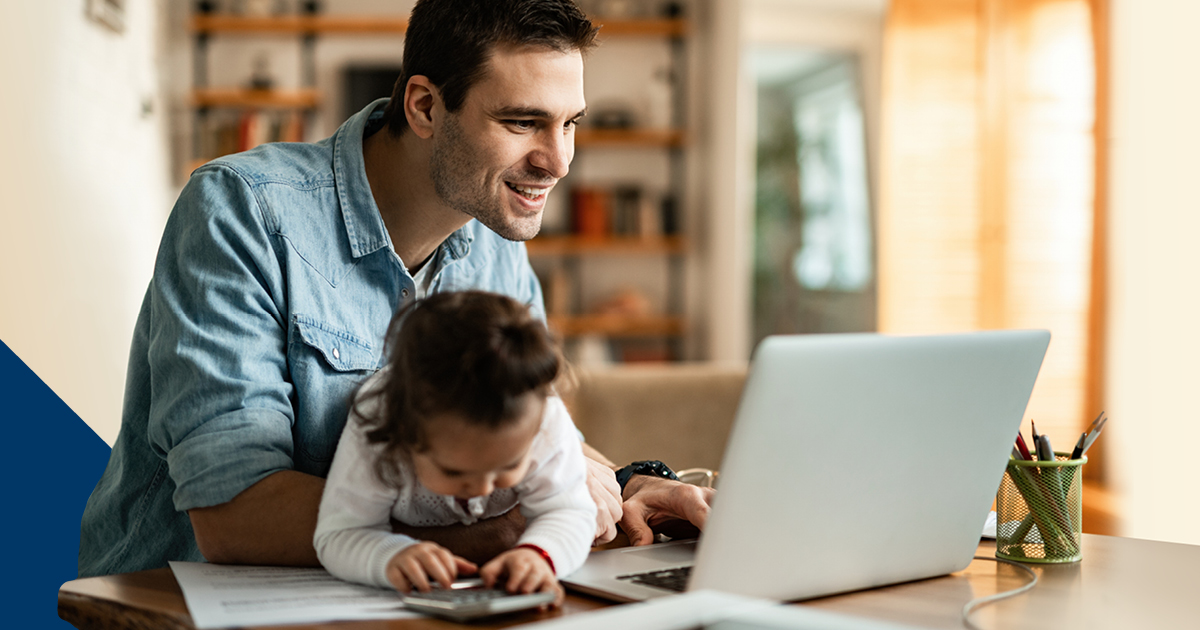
[382,0,598,136]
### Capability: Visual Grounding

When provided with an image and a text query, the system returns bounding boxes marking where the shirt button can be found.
[402,289,410,297]
[332,347,340,360]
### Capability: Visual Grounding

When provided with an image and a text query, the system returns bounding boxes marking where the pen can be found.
[1035,434,1054,462]
[1070,432,1087,460]
[1070,412,1108,459]
[1080,416,1108,457]
[1031,420,1041,449]
[1015,433,1033,461]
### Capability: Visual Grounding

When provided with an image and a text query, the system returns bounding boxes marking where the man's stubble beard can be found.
[429,114,543,242]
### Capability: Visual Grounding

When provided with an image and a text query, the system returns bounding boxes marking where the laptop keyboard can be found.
[617,566,692,592]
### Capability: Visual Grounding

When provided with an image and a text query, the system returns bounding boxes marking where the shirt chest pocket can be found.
[289,316,380,474]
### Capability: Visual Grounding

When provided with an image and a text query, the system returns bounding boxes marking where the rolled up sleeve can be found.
[146,165,296,512]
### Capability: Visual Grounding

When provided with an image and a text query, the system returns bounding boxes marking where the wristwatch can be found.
[615,460,679,493]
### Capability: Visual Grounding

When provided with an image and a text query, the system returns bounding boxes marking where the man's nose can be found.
[530,128,572,179]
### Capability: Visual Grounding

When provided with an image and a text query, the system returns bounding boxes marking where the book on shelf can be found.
[198,109,306,161]
[568,184,674,239]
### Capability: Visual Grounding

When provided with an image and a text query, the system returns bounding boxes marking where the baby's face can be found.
[410,393,544,500]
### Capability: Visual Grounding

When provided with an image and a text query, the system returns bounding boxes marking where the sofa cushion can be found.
[562,363,748,472]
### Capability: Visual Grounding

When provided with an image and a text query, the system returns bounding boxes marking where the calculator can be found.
[400,578,556,622]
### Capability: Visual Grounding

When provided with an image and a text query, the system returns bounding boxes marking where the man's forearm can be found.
[188,470,325,566]
[188,469,529,567]
[391,509,527,565]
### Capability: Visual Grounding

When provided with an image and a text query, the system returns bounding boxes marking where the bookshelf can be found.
[188,15,686,37]
[192,87,320,108]
[548,314,685,338]
[574,128,685,148]
[187,6,693,360]
[525,235,686,256]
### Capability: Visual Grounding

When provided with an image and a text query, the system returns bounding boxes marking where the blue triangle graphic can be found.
[0,338,112,629]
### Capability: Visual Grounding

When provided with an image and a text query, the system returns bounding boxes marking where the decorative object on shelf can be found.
[573,335,614,366]
[661,1,684,18]
[195,0,219,15]
[86,0,126,33]
[230,0,275,16]
[571,186,611,237]
[569,184,672,239]
[248,53,275,90]
[643,66,673,129]
[595,0,642,19]
[589,100,638,129]
[593,287,653,318]
[300,0,322,15]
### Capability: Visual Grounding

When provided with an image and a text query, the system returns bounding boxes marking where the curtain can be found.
[878,0,1103,449]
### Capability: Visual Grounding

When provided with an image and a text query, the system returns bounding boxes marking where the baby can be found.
[314,291,595,606]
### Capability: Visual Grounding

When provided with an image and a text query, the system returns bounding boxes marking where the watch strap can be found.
[615,460,679,493]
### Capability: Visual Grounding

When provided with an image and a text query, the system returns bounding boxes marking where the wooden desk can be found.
[60,535,1200,630]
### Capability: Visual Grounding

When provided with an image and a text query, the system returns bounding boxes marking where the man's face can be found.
[429,45,586,241]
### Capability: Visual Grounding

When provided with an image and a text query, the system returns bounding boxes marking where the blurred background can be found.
[1,0,1196,546]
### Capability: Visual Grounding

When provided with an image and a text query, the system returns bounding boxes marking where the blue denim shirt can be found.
[78,100,546,577]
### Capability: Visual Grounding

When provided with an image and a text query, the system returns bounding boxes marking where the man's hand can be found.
[620,474,715,546]
[584,457,623,545]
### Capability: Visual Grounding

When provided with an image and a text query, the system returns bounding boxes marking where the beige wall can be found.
[0,0,173,445]
[1106,0,1200,545]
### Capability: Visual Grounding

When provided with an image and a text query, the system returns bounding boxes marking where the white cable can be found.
[961,555,1040,630]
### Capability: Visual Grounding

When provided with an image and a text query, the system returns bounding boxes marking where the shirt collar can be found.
[333,98,392,259]
[333,98,476,262]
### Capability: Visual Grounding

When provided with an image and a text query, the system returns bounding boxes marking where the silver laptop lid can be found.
[690,330,1050,601]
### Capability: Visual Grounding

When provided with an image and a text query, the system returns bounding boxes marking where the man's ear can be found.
[404,75,439,140]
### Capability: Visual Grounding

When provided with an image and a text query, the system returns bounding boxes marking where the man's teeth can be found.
[508,183,547,200]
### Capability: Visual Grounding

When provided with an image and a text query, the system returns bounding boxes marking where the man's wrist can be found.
[615,460,678,496]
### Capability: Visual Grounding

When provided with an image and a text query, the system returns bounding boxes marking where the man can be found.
[79,0,713,578]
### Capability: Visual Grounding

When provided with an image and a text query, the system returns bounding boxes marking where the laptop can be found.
[562,330,1050,603]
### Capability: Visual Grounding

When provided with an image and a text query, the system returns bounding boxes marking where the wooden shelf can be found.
[190,15,685,37]
[575,128,684,148]
[548,314,685,338]
[527,235,686,256]
[191,15,409,34]
[595,18,688,37]
[192,88,320,109]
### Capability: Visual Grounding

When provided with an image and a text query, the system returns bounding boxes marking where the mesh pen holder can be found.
[996,452,1086,563]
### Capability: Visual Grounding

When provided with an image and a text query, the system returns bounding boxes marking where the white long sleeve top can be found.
[314,386,596,589]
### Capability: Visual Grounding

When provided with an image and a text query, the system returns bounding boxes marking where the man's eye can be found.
[507,120,536,130]
[565,118,581,130]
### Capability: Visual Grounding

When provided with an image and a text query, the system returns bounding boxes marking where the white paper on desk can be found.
[169,561,420,629]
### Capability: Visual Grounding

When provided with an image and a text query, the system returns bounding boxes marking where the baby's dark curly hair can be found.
[356,291,561,488]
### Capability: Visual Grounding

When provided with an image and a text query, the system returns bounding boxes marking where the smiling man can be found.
[78,0,714,578]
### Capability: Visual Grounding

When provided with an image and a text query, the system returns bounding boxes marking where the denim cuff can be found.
[167,407,295,512]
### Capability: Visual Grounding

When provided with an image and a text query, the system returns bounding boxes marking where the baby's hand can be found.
[386,541,478,592]
[479,546,564,608]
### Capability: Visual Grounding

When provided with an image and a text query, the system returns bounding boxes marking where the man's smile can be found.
[505,181,551,201]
